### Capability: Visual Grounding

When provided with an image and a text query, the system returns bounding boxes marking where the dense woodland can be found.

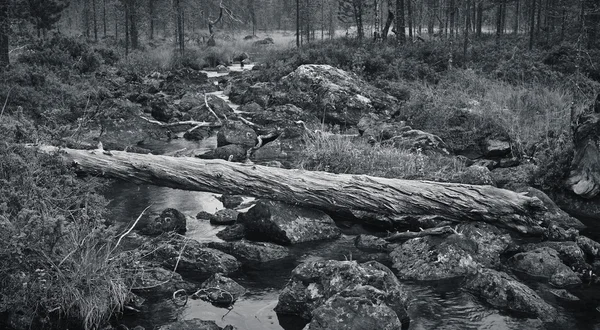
[1,0,600,62]
[2,0,600,330]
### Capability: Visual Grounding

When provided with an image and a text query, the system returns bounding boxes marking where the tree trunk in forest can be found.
[93,0,98,41]
[0,0,8,67]
[514,0,520,34]
[476,1,483,37]
[530,0,536,49]
[36,146,549,234]
[567,95,600,199]
[407,0,413,40]
[449,0,455,36]
[296,0,300,46]
[396,0,405,42]
[149,0,155,40]
[382,10,394,39]
[586,0,600,49]
[129,0,138,49]
[103,0,107,37]
[464,0,470,58]
[125,4,129,56]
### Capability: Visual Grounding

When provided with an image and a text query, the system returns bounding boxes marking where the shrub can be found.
[0,144,134,330]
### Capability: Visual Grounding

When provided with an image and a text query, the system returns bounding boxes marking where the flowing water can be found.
[105,68,600,330]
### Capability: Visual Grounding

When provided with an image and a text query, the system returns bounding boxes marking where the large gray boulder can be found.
[275,260,407,323]
[274,64,398,126]
[390,223,512,280]
[217,120,257,148]
[147,235,240,278]
[195,273,245,306]
[465,268,557,323]
[238,200,341,244]
[508,247,581,287]
[204,239,290,264]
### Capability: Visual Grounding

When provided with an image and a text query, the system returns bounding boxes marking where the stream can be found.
[104,66,600,330]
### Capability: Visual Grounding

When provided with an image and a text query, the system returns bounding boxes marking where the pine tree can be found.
[26,0,69,38]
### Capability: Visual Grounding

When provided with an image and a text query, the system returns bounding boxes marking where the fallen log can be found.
[385,226,455,242]
[36,146,547,234]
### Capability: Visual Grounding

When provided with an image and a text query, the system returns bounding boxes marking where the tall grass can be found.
[297,133,469,182]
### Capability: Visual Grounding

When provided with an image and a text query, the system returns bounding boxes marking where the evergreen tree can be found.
[26,0,69,37]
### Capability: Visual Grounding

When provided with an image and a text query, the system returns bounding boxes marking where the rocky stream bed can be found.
[86,61,600,330]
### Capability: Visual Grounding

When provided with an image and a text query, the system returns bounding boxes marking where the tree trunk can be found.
[149,0,155,40]
[407,0,413,40]
[93,0,98,41]
[476,0,483,37]
[449,0,455,36]
[0,0,8,67]
[396,0,405,42]
[464,0,470,59]
[103,0,107,37]
[37,146,549,234]
[296,0,300,46]
[529,0,536,49]
[514,0,520,34]
[129,0,138,49]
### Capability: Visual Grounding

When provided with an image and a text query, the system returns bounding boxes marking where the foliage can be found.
[18,35,102,73]
[0,142,133,330]
[26,0,69,35]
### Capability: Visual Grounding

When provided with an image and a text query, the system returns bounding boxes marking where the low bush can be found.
[0,143,134,330]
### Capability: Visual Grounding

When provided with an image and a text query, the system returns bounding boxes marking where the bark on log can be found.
[36,146,547,234]
[567,95,600,198]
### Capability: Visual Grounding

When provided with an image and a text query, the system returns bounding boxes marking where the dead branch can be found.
[139,115,221,128]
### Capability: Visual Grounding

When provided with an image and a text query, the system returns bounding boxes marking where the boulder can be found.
[148,235,240,278]
[139,208,186,236]
[508,247,581,287]
[183,127,213,141]
[217,121,257,148]
[216,224,246,241]
[464,268,557,322]
[577,235,600,259]
[218,194,245,209]
[485,139,512,158]
[231,82,274,107]
[521,241,589,272]
[211,209,239,225]
[204,239,289,264]
[239,102,263,113]
[516,187,585,230]
[275,260,407,322]
[132,266,194,297]
[216,65,229,73]
[383,129,449,154]
[453,165,495,185]
[195,273,245,306]
[390,223,512,280]
[150,97,175,122]
[275,65,398,126]
[238,200,341,244]
[306,294,403,330]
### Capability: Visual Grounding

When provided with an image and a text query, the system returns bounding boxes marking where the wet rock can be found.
[547,288,580,302]
[132,266,194,297]
[275,260,407,322]
[464,268,557,322]
[238,200,341,244]
[158,319,223,330]
[195,273,245,306]
[383,129,449,154]
[231,82,274,107]
[577,235,600,259]
[354,234,389,253]
[306,294,403,330]
[276,64,398,126]
[217,121,257,148]
[544,223,579,241]
[521,241,588,272]
[485,139,511,158]
[139,208,186,236]
[508,247,581,287]
[390,223,512,280]
[212,209,239,225]
[216,224,246,241]
[218,195,244,209]
[148,235,240,278]
[499,157,520,168]
[198,144,247,162]
[204,239,289,264]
